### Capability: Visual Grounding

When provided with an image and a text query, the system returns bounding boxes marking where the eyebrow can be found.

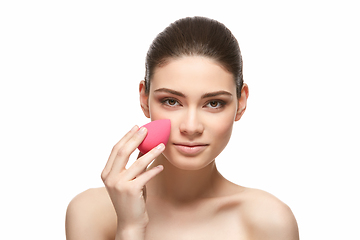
[154,88,186,97]
[202,91,233,99]
[154,88,233,99]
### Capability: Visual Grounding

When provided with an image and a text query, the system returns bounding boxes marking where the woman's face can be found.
[140,56,248,170]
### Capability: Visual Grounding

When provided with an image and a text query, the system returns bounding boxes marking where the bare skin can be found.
[66,56,299,240]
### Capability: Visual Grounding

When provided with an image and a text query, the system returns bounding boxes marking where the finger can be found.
[108,127,148,177]
[137,151,146,175]
[134,165,164,188]
[123,143,165,181]
[136,152,145,174]
[102,125,138,179]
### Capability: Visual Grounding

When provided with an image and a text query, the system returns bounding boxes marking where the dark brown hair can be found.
[145,16,243,98]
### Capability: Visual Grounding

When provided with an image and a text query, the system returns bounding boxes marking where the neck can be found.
[147,154,222,205]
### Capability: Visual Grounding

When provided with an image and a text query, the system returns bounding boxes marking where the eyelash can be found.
[160,98,226,109]
[206,100,226,109]
[161,98,180,107]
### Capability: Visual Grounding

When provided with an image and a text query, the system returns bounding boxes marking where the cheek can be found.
[212,116,234,144]
[207,108,237,154]
[217,119,233,136]
[209,104,236,131]
[148,103,172,121]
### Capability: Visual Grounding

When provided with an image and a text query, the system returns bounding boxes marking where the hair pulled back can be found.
[145,16,243,98]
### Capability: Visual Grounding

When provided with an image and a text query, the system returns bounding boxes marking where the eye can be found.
[205,100,226,109]
[161,98,181,107]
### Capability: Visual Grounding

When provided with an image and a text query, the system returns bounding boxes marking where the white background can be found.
[1,0,359,239]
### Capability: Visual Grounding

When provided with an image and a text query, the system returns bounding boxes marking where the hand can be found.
[101,125,165,237]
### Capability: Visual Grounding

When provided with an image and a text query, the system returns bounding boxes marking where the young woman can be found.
[66,16,299,240]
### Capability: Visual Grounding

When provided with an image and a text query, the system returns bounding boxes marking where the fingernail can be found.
[156,143,165,150]
[138,127,147,134]
[131,125,138,132]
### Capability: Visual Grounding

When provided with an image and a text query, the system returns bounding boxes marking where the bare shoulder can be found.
[239,188,299,240]
[65,187,116,240]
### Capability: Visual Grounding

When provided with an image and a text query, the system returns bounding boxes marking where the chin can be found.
[161,148,217,171]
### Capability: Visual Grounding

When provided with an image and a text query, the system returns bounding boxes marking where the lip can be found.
[173,142,209,155]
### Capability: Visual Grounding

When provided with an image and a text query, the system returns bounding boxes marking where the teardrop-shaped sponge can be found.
[138,119,171,154]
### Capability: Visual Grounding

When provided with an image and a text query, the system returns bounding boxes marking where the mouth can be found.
[173,142,209,155]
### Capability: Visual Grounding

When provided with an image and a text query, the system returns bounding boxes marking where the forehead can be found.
[150,56,236,95]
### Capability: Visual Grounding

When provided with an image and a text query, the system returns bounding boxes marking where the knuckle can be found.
[116,147,129,157]
[103,176,117,187]
[103,178,111,187]
[133,160,149,174]
[132,158,144,168]
[129,133,144,145]
[101,170,108,182]
[111,143,121,154]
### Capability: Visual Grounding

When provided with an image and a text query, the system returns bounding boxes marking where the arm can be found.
[101,125,164,240]
[66,126,164,240]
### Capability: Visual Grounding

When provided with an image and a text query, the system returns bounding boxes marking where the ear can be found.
[139,80,150,118]
[235,83,249,121]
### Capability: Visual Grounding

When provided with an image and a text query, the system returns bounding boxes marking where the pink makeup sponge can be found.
[138,119,171,154]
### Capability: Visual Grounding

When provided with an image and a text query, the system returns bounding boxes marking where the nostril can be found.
[179,110,204,135]
[179,123,204,136]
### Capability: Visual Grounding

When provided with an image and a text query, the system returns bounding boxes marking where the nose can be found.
[179,108,204,137]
